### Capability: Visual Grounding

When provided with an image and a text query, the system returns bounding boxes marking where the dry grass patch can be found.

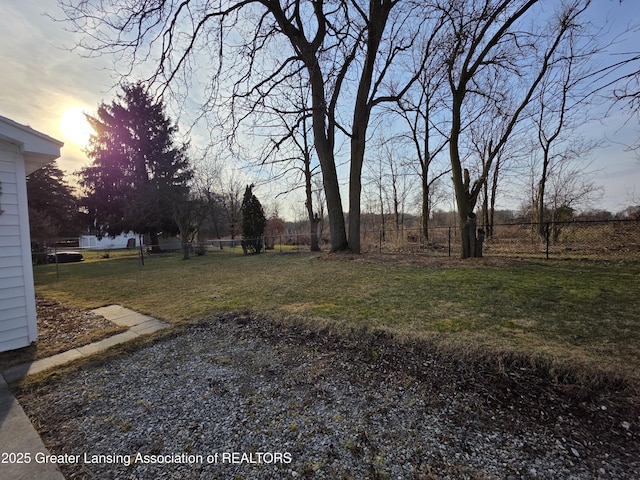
[32,249,640,389]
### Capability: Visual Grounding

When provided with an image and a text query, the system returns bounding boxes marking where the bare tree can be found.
[439,0,592,257]
[596,15,640,152]
[550,162,602,215]
[191,158,228,242]
[363,147,388,243]
[466,95,533,239]
[363,133,419,247]
[259,80,323,251]
[469,117,510,238]
[530,23,601,237]
[58,0,438,253]
[220,173,244,240]
[172,191,211,260]
[394,65,451,241]
[383,140,416,238]
[388,17,452,241]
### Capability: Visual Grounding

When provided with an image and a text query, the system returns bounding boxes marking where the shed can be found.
[0,115,63,353]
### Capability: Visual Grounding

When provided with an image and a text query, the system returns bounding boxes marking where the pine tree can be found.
[27,161,81,245]
[81,83,192,247]
[240,184,267,254]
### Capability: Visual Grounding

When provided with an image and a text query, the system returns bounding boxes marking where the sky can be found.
[1,0,639,218]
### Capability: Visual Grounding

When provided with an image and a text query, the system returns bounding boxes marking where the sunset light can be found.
[60,106,94,147]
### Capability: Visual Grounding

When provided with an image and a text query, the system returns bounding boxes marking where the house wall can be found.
[78,233,181,251]
[79,232,138,250]
[0,140,37,352]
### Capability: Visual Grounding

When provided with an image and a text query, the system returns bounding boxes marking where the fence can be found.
[182,233,323,255]
[34,219,640,264]
[32,233,315,263]
[366,219,640,260]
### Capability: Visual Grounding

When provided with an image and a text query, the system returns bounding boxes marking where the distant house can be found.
[0,115,62,353]
[78,232,182,251]
[79,232,138,250]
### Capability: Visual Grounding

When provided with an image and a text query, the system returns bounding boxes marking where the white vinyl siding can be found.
[0,117,61,353]
[0,141,32,351]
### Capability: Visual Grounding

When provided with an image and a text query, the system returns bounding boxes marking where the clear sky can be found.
[1,0,638,216]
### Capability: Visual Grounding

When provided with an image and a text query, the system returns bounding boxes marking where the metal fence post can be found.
[448,226,451,257]
[545,222,550,260]
[54,244,59,281]
[138,234,145,266]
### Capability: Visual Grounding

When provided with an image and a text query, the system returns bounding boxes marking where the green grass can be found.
[33,249,640,384]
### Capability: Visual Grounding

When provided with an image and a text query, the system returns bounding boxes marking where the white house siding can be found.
[0,115,61,353]
[0,140,35,352]
[78,233,183,251]
[79,232,138,250]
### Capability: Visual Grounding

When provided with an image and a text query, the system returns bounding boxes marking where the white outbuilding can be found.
[0,115,63,353]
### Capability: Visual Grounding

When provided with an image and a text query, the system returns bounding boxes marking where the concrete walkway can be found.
[0,306,169,480]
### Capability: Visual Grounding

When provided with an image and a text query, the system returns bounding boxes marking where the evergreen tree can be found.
[81,82,192,246]
[240,184,267,254]
[26,161,81,245]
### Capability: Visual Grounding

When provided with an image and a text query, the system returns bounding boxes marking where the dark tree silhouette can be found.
[81,83,192,248]
[240,184,267,254]
[27,161,81,246]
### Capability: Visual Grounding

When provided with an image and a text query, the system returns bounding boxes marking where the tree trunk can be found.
[348,83,371,254]
[305,174,321,253]
[303,141,321,253]
[537,146,550,237]
[378,174,386,243]
[482,180,489,235]
[347,4,390,254]
[421,160,430,241]
[348,138,364,253]
[319,149,347,252]
[310,214,320,252]
[309,83,348,252]
[392,177,400,234]
[462,212,477,259]
[450,94,475,259]
[488,156,500,238]
[148,229,161,253]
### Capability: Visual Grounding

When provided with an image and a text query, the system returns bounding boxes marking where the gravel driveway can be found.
[18,314,639,479]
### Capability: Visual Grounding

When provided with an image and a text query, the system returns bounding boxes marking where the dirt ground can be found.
[0,297,125,371]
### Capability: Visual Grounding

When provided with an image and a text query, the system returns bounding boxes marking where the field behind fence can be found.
[364,219,640,260]
[38,219,640,262]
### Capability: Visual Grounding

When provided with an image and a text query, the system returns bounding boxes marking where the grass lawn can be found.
[33,249,640,385]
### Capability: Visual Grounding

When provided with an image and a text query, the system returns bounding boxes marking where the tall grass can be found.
[34,250,640,384]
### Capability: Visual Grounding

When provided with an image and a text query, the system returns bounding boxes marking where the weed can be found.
[300,461,322,477]
[344,438,361,456]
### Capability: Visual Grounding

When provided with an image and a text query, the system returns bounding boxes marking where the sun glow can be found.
[60,106,94,147]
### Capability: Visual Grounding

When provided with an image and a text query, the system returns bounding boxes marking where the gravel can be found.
[18,314,639,479]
